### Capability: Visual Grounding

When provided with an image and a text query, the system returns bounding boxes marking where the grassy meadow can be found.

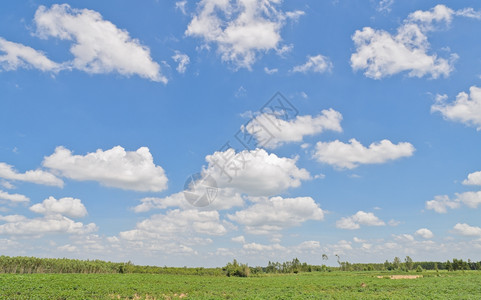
[1,270,480,299]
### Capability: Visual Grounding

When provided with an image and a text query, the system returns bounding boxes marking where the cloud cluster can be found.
[43,146,168,192]
[291,54,332,74]
[186,0,302,69]
[452,223,481,237]
[245,109,343,149]
[30,196,87,218]
[432,86,481,131]
[415,228,434,239]
[34,4,165,82]
[351,5,458,79]
[0,162,63,187]
[205,148,310,196]
[314,139,415,169]
[426,192,481,213]
[0,190,29,203]
[0,196,96,236]
[172,51,190,74]
[1,4,165,82]
[228,196,324,234]
[336,211,385,230]
[0,37,60,72]
[463,171,481,186]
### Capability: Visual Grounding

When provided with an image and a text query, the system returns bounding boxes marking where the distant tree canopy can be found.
[0,255,479,277]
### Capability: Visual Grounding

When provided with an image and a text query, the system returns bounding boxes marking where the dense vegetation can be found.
[2,271,481,299]
[0,255,479,277]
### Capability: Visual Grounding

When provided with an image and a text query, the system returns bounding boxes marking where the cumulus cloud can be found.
[453,223,481,237]
[291,54,332,74]
[336,211,385,230]
[0,37,60,72]
[463,171,481,186]
[43,146,168,192]
[313,139,415,169]
[243,242,285,252]
[185,0,302,69]
[34,4,166,82]
[0,214,97,236]
[456,191,481,209]
[228,196,324,234]
[231,236,245,244]
[0,190,29,203]
[425,195,460,213]
[30,196,87,218]
[133,187,244,212]
[426,192,481,213]
[205,148,310,196]
[172,51,190,73]
[120,209,229,242]
[244,109,343,149]
[415,228,434,239]
[351,5,459,79]
[0,162,63,187]
[432,86,481,130]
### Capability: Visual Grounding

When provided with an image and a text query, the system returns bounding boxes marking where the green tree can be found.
[405,256,413,271]
[393,257,401,270]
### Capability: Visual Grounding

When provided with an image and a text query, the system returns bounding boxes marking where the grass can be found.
[0,271,480,299]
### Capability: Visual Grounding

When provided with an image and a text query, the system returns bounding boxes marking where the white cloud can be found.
[185,0,302,69]
[172,51,190,73]
[353,237,366,243]
[243,242,285,252]
[228,196,324,234]
[455,8,481,19]
[0,37,60,72]
[0,190,29,203]
[453,223,481,237]
[30,196,87,218]
[377,0,394,13]
[0,162,63,187]
[133,187,244,212]
[425,195,459,213]
[205,148,310,196]
[351,5,458,79]
[314,138,415,169]
[264,67,278,74]
[415,228,434,239]
[292,54,332,74]
[393,233,415,242]
[431,86,481,131]
[175,1,188,15]
[34,4,166,82]
[231,235,245,243]
[43,146,168,192]
[120,209,229,241]
[0,215,27,222]
[245,109,343,149]
[456,191,481,209]
[336,211,385,230]
[463,171,481,186]
[0,214,97,236]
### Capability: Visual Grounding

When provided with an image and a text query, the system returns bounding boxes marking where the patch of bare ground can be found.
[377,275,422,279]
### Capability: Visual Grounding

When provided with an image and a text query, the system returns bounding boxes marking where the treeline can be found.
[337,256,481,272]
[0,256,223,275]
[1,255,480,276]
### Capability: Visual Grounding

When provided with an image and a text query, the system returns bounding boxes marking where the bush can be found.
[416,265,423,273]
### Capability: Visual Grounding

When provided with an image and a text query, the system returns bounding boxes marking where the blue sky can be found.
[1,0,481,267]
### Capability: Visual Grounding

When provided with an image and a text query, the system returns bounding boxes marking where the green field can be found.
[1,271,480,299]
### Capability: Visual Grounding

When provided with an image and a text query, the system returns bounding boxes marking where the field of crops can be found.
[1,271,480,299]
